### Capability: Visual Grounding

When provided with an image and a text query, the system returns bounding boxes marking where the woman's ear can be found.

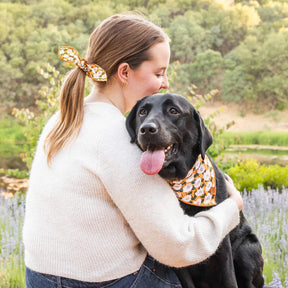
[117,63,130,85]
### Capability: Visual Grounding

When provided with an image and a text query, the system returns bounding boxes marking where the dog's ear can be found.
[125,100,142,143]
[194,110,213,159]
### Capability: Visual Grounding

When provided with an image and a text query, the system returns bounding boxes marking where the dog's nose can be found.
[139,123,158,135]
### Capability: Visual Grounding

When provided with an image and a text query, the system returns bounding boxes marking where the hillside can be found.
[199,103,288,133]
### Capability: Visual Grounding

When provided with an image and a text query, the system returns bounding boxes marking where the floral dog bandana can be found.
[168,155,217,207]
[58,46,107,82]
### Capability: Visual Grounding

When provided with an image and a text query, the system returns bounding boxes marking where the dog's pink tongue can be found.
[140,149,165,175]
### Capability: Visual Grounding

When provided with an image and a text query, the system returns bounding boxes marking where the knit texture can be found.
[23,102,239,282]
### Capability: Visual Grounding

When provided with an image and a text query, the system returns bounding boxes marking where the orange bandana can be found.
[168,155,217,207]
[58,46,107,82]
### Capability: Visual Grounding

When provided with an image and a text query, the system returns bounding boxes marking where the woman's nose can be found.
[161,74,169,90]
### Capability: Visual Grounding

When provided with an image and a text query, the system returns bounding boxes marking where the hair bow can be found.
[58,46,107,82]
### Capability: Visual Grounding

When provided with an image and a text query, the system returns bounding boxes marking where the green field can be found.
[0,117,26,170]
[220,131,288,147]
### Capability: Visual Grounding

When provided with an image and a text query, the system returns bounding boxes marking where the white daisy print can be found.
[195,187,204,197]
[183,183,193,193]
[204,193,212,204]
[194,178,202,188]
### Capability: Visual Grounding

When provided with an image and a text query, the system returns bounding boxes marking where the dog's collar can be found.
[168,155,217,207]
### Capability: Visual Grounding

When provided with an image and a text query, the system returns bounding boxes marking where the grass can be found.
[0,117,26,157]
[220,131,288,147]
[226,146,288,156]
[0,188,288,287]
[0,193,25,287]
[0,255,25,287]
[0,117,26,170]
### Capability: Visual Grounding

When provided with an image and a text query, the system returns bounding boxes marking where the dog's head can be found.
[126,93,213,180]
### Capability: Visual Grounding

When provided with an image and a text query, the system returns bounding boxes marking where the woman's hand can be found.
[225,174,243,211]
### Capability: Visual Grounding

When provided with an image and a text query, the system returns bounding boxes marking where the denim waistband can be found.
[26,255,182,288]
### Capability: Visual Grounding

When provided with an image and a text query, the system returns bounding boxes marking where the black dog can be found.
[126,93,264,288]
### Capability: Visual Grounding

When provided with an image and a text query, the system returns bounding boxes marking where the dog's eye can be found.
[139,108,147,116]
[169,107,179,115]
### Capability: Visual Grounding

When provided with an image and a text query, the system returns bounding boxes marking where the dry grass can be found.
[199,102,288,133]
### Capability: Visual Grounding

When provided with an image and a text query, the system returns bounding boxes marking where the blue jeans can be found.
[25,255,182,288]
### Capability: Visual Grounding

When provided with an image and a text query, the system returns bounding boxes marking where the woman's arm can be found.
[91,111,240,268]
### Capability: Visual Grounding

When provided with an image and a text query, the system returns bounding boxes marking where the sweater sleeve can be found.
[94,114,240,268]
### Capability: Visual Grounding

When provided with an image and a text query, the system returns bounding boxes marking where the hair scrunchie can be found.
[58,46,107,82]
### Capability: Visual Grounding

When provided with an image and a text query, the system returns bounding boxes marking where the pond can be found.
[224,144,288,166]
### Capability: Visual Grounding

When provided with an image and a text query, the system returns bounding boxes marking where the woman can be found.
[23,13,243,288]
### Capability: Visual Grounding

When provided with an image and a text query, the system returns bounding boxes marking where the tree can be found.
[0,1,116,111]
[1,0,287,112]
[169,11,212,63]
[188,50,223,93]
[223,31,288,110]
[201,3,260,55]
[171,50,223,95]
[0,3,37,108]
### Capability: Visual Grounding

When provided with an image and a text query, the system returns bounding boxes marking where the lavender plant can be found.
[0,187,287,288]
[0,193,25,287]
[242,187,288,287]
[267,273,288,288]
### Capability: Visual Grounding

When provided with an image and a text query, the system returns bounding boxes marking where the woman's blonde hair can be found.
[44,13,169,164]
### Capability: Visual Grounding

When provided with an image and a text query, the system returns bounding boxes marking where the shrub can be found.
[227,158,288,191]
[12,64,62,171]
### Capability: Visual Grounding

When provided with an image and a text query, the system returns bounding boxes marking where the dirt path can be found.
[199,102,288,132]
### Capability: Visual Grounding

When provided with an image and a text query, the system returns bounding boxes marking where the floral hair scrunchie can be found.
[58,46,107,82]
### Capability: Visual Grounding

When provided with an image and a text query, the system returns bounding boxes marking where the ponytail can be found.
[44,68,86,164]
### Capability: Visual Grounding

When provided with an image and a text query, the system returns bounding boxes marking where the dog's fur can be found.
[126,93,264,288]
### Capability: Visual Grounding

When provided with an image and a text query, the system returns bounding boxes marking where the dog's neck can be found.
[168,155,217,207]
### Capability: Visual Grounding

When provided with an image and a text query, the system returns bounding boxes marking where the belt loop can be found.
[57,276,62,288]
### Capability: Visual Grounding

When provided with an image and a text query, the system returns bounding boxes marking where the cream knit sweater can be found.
[23,102,239,282]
